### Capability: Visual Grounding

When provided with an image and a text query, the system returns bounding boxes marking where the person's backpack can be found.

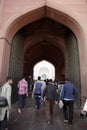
[35,82,42,94]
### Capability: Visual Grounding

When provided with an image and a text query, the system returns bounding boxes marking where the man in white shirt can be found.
[0,76,13,130]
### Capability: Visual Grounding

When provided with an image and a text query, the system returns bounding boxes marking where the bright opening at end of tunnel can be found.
[33,60,55,80]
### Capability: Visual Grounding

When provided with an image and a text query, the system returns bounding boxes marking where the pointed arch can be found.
[33,60,55,80]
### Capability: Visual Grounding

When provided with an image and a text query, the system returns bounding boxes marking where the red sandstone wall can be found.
[0,0,87,99]
[0,0,87,39]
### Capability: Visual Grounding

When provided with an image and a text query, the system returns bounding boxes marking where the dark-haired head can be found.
[6,76,13,84]
[6,76,12,81]
[22,75,28,81]
[38,76,41,80]
[65,78,70,82]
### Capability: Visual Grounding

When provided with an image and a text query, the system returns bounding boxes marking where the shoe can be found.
[18,108,21,114]
[64,120,68,123]
[68,122,72,127]
[5,128,8,130]
[80,113,86,119]
[47,121,51,125]
[68,124,72,127]
[35,106,38,109]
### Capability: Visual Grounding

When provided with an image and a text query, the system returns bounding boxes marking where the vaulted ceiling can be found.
[23,18,70,79]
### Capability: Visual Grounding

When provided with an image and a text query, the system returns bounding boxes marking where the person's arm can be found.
[60,85,65,99]
[7,85,12,110]
[25,82,28,96]
[17,81,20,89]
[73,85,77,95]
[41,82,46,95]
[32,82,36,99]
[43,86,47,98]
[32,82,36,94]
[54,85,58,101]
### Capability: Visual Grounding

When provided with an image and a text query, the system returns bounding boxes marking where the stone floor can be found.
[9,96,87,130]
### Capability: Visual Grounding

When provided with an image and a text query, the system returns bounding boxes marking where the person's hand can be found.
[26,93,28,97]
[41,97,44,101]
[8,107,12,115]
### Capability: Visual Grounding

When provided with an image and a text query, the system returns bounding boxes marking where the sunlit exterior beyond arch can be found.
[33,60,55,80]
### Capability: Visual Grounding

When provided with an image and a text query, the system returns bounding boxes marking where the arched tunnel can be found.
[9,18,80,101]
[23,18,66,80]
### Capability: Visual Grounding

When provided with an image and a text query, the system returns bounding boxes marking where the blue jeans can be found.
[35,94,41,109]
[18,94,26,109]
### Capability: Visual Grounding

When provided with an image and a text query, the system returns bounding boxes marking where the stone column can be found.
[0,38,11,85]
[65,31,81,104]
[8,30,24,101]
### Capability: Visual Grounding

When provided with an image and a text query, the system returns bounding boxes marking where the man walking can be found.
[0,76,13,130]
[17,76,28,114]
[60,78,77,126]
[32,76,43,110]
[43,79,57,124]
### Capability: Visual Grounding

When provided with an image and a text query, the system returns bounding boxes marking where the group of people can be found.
[32,76,77,126]
[0,75,87,130]
[0,76,29,130]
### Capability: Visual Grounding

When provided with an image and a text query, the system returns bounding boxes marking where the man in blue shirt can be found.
[60,78,77,126]
[32,76,43,110]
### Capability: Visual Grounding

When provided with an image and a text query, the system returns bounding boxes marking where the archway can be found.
[33,60,55,80]
[0,6,86,103]
[8,17,80,103]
